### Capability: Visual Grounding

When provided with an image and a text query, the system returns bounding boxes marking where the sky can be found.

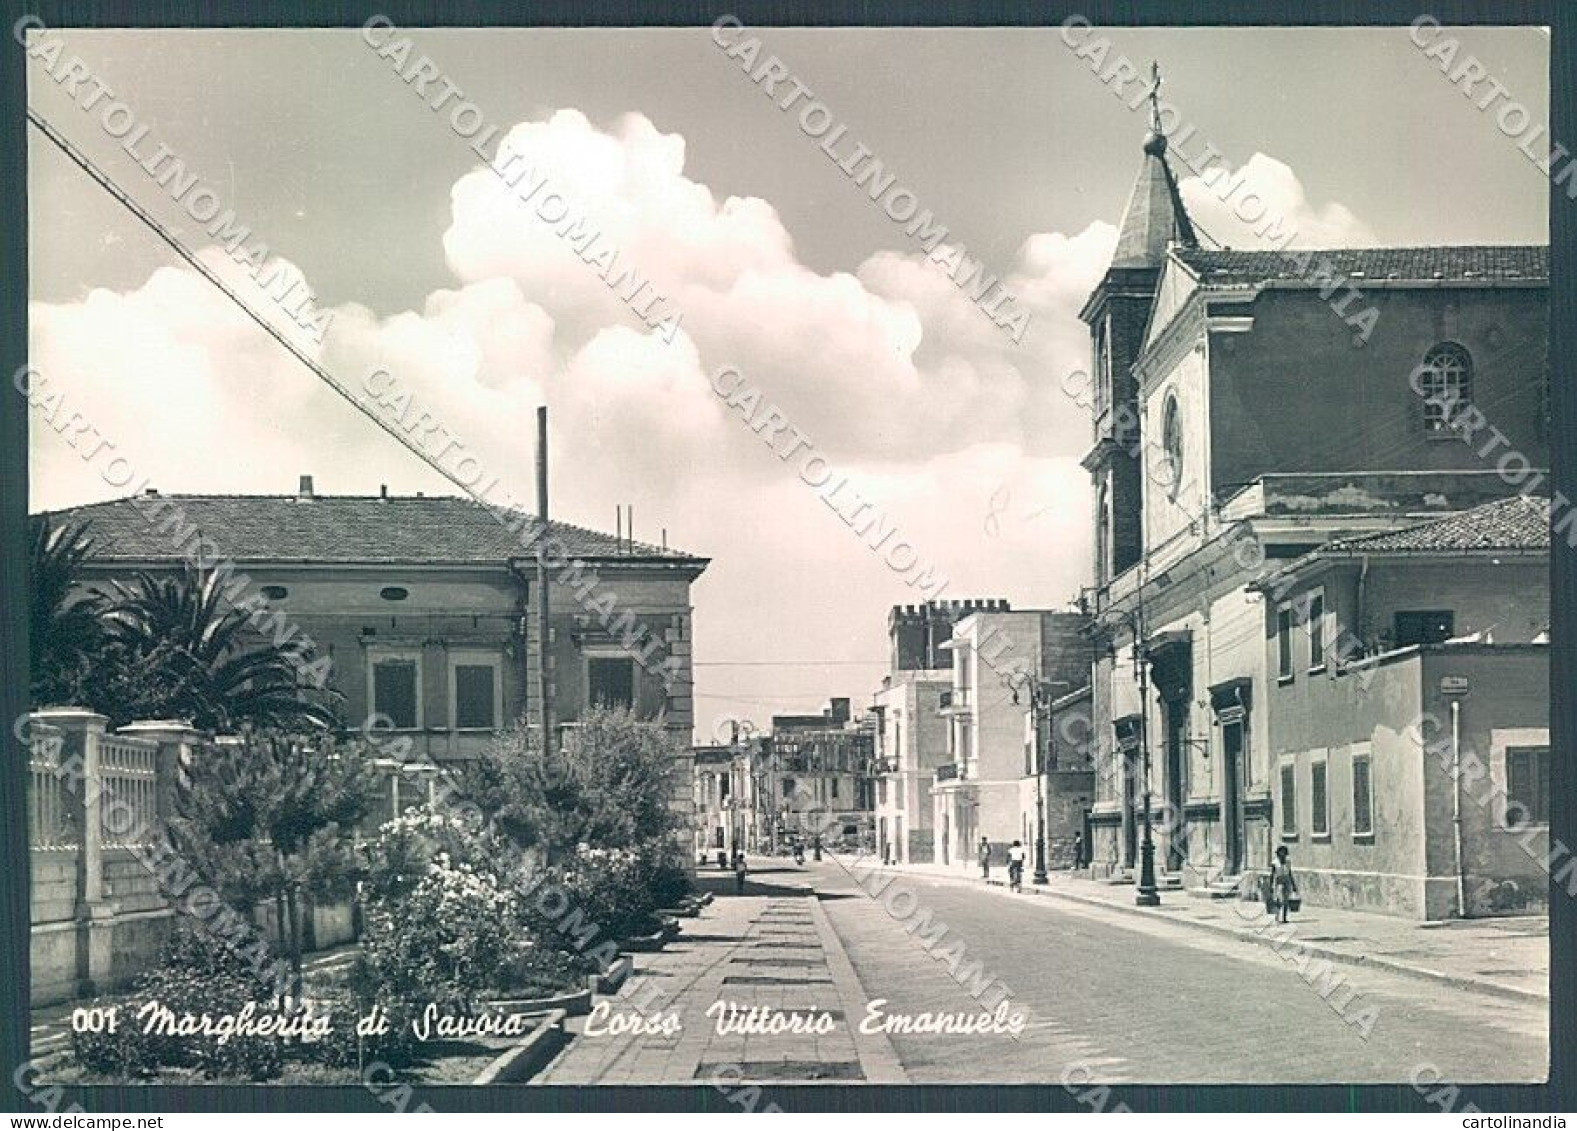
[25,25,1548,739]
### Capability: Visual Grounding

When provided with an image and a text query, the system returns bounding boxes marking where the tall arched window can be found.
[1095,481,1110,585]
[1417,342,1473,434]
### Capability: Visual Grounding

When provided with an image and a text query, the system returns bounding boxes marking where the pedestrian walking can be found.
[1007,839,1027,892]
[1269,845,1300,923]
[978,836,992,880]
[1072,831,1085,870]
[732,849,748,895]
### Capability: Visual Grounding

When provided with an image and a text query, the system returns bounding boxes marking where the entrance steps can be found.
[1198,873,1253,899]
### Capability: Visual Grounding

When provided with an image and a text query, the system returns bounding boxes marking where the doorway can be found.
[1121,746,1138,868]
[1164,700,1188,873]
[1221,718,1246,875]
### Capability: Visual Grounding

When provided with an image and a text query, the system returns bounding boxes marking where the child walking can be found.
[1270,845,1299,923]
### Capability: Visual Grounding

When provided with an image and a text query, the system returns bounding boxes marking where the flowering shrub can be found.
[359,847,530,1009]
[554,844,659,942]
[357,809,579,1006]
[308,986,420,1071]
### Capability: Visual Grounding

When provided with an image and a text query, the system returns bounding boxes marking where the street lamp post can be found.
[1033,788,1049,885]
[1132,605,1160,907]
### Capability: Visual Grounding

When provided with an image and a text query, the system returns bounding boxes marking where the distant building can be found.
[872,670,950,864]
[874,600,1007,865]
[765,700,877,850]
[931,609,1092,870]
[889,599,1011,671]
[692,742,738,863]
[40,482,710,756]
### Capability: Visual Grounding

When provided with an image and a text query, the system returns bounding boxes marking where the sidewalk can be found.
[877,860,1549,1003]
[538,871,905,1085]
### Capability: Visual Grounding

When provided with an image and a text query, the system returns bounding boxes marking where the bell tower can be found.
[1080,63,1197,587]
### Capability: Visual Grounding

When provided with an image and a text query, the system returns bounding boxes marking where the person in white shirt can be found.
[1007,840,1027,893]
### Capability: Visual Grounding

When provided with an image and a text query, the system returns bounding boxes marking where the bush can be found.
[553,845,658,942]
[637,846,693,909]
[71,923,287,1082]
[358,810,570,1006]
[466,707,684,862]
[71,1008,160,1081]
[306,986,420,1071]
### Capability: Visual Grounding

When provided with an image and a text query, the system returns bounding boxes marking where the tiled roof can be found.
[1322,495,1550,555]
[37,493,705,567]
[1173,245,1547,287]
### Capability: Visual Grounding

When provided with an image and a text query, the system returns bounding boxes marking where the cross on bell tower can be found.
[1144,60,1168,156]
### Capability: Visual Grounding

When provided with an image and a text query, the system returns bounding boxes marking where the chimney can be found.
[297,474,315,500]
[380,484,389,501]
[829,697,851,726]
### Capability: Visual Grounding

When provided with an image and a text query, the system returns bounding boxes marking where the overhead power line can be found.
[692,660,889,667]
[25,105,493,509]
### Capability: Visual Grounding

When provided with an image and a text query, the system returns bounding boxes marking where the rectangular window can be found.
[1394,610,1455,648]
[453,663,497,729]
[1506,746,1550,825]
[1352,752,1373,839]
[832,778,840,801]
[1311,761,1329,839]
[1307,593,1326,671]
[373,658,418,729]
[1280,762,1297,837]
[588,658,635,709]
[1277,608,1295,680]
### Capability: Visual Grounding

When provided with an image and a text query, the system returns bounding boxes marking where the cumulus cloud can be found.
[28,106,1367,729]
[1178,151,1378,250]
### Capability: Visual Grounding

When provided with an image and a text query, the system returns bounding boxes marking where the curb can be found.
[589,953,636,996]
[487,985,594,1017]
[621,923,671,953]
[883,864,1547,1005]
[807,894,907,1084]
[472,1009,569,1085]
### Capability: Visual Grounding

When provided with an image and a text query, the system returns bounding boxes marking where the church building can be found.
[1081,92,1550,912]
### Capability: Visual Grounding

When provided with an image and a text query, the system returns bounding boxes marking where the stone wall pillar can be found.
[119,719,204,826]
[30,707,113,995]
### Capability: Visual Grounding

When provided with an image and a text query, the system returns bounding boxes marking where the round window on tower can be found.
[1161,393,1183,501]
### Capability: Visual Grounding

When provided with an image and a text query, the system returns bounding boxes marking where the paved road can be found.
[805,857,1547,1085]
[542,857,1546,1085]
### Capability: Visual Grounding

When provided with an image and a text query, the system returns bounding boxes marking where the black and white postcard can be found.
[4,7,1570,1119]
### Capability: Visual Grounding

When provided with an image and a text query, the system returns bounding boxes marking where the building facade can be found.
[765,699,876,851]
[931,609,1092,870]
[41,482,710,756]
[1254,497,1551,918]
[1045,684,1096,870]
[1081,118,1549,906]
[872,670,951,864]
[872,601,1003,864]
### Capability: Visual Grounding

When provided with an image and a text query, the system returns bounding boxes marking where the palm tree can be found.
[98,565,340,731]
[28,516,108,706]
